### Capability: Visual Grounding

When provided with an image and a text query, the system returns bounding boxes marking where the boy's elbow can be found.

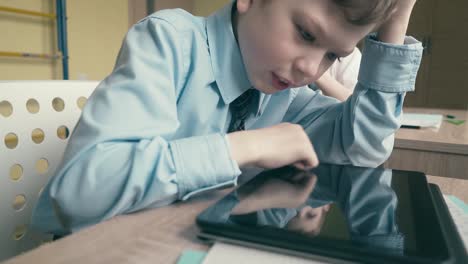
[50,170,115,229]
[53,188,106,223]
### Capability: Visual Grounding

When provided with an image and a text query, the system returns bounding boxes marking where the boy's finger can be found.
[306,143,319,168]
[302,154,319,169]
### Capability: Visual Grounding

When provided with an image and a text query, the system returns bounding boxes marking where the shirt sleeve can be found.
[283,35,423,167]
[31,16,240,234]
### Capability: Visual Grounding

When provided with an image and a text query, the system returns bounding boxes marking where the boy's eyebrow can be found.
[301,15,354,57]
[301,15,324,39]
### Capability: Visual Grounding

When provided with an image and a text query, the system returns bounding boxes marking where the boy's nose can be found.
[293,55,321,83]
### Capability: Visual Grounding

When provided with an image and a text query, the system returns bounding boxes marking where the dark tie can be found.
[228,89,256,132]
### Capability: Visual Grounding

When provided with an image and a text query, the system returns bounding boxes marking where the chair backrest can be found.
[0,80,98,261]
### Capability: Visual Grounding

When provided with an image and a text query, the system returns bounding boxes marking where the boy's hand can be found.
[227,123,319,170]
[377,0,418,44]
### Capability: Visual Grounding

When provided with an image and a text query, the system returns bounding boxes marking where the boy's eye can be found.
[326,53,341,62]
[296,25,315,42]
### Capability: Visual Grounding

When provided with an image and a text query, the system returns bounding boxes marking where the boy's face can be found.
[235,0,375,94]
[286,204,330,236]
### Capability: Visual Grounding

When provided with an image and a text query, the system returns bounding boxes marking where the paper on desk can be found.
[203,242,329,264]
[401,113,443,129]
[444,195,468,252]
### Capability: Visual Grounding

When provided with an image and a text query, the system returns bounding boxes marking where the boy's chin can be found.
[256,87,278,95]
[253,83,283,94]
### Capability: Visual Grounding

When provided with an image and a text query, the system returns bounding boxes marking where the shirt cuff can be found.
[169,133,241,200]
[358,34,423,93]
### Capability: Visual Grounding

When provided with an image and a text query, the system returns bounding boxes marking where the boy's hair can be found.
[333,0,397,25]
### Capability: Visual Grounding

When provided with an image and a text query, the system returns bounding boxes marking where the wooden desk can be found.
[4,176,467,264]
[386,108,468,179]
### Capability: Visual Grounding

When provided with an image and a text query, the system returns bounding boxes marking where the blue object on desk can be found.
[448,195,468,214]
[177,250,207,264]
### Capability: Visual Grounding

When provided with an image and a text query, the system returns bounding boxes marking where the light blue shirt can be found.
[32,2,423,235]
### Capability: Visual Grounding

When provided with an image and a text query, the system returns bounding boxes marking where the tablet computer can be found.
[196,165,467,263]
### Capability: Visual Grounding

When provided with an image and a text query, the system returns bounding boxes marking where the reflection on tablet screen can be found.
[197,165,457,263]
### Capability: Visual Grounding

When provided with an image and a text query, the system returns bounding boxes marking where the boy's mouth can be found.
[272,72,291,90]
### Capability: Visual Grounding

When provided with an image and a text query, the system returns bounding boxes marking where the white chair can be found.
[0,80,98,261]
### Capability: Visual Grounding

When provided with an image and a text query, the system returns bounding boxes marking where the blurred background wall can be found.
[0,0,228,81]
[1,0,466,108]
[0,0,128,81]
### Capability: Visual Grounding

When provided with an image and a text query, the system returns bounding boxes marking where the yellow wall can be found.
[67,0,128,80]
[0,0,128,80]
[0,0,57,79]
[0,0,227,81]
[193,0,229,16]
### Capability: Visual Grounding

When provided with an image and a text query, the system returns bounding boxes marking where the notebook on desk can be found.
[196,165,467,263]
[401,113,443,129]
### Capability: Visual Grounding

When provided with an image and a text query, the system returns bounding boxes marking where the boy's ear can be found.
[237,0,253,14]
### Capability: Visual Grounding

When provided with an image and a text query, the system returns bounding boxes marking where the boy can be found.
[32,0,422,235]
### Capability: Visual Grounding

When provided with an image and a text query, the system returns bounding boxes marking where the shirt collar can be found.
[206,1,251,105]
[256,93,271,116]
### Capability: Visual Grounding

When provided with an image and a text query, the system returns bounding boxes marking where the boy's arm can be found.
[32,16,239,234]
[315,72,353,101]
[281,5,423,167]
[283,35,422,166]
[228,2,420,169]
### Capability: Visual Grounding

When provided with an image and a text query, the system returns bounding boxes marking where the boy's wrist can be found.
[226,131,259,168]
[376,2,416,45]
[315,71,332,88]
[376,14,411,45]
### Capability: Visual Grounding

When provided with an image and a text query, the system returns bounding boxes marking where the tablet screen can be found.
[196,165,450,263]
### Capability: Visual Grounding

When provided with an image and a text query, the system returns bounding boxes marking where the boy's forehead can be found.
[296,0,373,53]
